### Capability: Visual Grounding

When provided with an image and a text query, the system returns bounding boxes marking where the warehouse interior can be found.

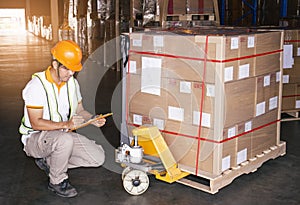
[0,0,300,204]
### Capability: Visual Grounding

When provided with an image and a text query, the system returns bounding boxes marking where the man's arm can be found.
[27,107,74,131]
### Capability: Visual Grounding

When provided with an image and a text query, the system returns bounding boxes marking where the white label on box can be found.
[133,114,143,125]
[297,47,300,56]
[132,39,142,47]
[296,100,300,109]
[141,57,162,96]
[168,106,184,122]
[202,113,211,127]
[231,37,239,49]
[264,75,271,87]
[224,66,234,82]
[222,155,231,172]
[238,64,250,79]
[245,121,252,132]
[153,118,164,130]
[193,111,211,128]
[128,60,137,73]
[206,84,215,97]
[283,44,294,69]
[276,71,281,82]
[228,127,236,138]
[282,75,289,84]
[180,81,191,94]
[256,101,266,117]
[269,96,278,110]
[132,34,142,47]
[153,35,164,47]
[237,148,247,164]
[247,36,255,48]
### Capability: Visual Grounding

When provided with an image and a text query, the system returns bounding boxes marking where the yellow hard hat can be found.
[51,40,82,71]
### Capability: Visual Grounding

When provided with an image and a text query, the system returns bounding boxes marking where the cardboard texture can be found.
[282,83,297,110]
[170,0,214,14]
[172,0,187,14]
[187,0,214,14]
[224,78,256,127]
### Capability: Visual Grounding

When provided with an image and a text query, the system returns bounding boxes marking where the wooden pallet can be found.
[176,141,286,194]
[166,13,215,22]
[281,110,300,121]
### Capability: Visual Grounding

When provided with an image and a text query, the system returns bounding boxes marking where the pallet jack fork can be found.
[115,126,189,195]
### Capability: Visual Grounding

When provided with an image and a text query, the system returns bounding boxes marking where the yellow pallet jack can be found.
[115,126,189,195]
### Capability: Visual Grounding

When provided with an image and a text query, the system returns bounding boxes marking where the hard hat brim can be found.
[69,63,82,72]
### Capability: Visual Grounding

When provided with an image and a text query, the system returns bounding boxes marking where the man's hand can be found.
[69,115,85,130]
[90,115,106,127]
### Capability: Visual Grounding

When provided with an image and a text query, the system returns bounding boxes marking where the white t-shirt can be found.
[21,70,82,144]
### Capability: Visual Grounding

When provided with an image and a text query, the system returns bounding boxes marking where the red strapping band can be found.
[284,40,300,43]
[129,49,283,63]
[127,119,280,144]
[194,35,210,175]
[199,0,204,14]
[282,95,300,98]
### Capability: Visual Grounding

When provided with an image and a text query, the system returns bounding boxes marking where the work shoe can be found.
[48,179,78,198]
[35,158,49,176]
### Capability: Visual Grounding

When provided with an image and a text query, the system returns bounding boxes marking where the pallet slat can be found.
[281,111,300,121]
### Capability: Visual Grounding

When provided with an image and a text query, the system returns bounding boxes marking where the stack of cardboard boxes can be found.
[126,28,283,177]
[282,29,300,112]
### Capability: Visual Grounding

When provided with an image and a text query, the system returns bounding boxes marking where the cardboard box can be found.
[172,0,187,14]
[163,78,193,124]
[164,133,237,176]
[236,121,252,165]
[239,34,256,57]
[127,74,168,121]
[251,110,278,157]
[187,0,214,14]
[284,29,300,56]
[255,31,282,54]
[283,57,300,84]
[255,53,281,76]
[191,81,215,129]
[161,57,214,83]
[282,83,297,111]
[224,78,256,127]
[255,71,280,116]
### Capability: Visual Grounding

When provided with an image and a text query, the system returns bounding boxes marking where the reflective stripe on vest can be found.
[19,71,79,135]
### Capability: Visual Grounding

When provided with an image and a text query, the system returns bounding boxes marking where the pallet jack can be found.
[115,126,189,195]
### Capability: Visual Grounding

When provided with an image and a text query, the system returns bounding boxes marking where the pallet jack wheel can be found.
[122,169,149,195]
[121,166,132,180]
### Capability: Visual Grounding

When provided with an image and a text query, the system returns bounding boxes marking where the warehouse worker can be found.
[19,40,106,198]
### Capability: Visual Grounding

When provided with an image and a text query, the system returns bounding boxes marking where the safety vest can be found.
[19,71,79,135]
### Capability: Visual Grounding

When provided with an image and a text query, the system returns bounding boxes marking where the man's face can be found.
[58,65,75,82]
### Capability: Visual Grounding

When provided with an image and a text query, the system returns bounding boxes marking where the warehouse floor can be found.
[0,31,299,205]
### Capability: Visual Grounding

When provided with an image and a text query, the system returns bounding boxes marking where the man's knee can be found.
[56,132,74,150]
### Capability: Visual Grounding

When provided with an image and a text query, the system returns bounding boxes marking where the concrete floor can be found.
[0,31,299,205]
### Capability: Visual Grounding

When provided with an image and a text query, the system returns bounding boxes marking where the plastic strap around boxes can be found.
[195,34,210,175]
[129,49,283,63]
